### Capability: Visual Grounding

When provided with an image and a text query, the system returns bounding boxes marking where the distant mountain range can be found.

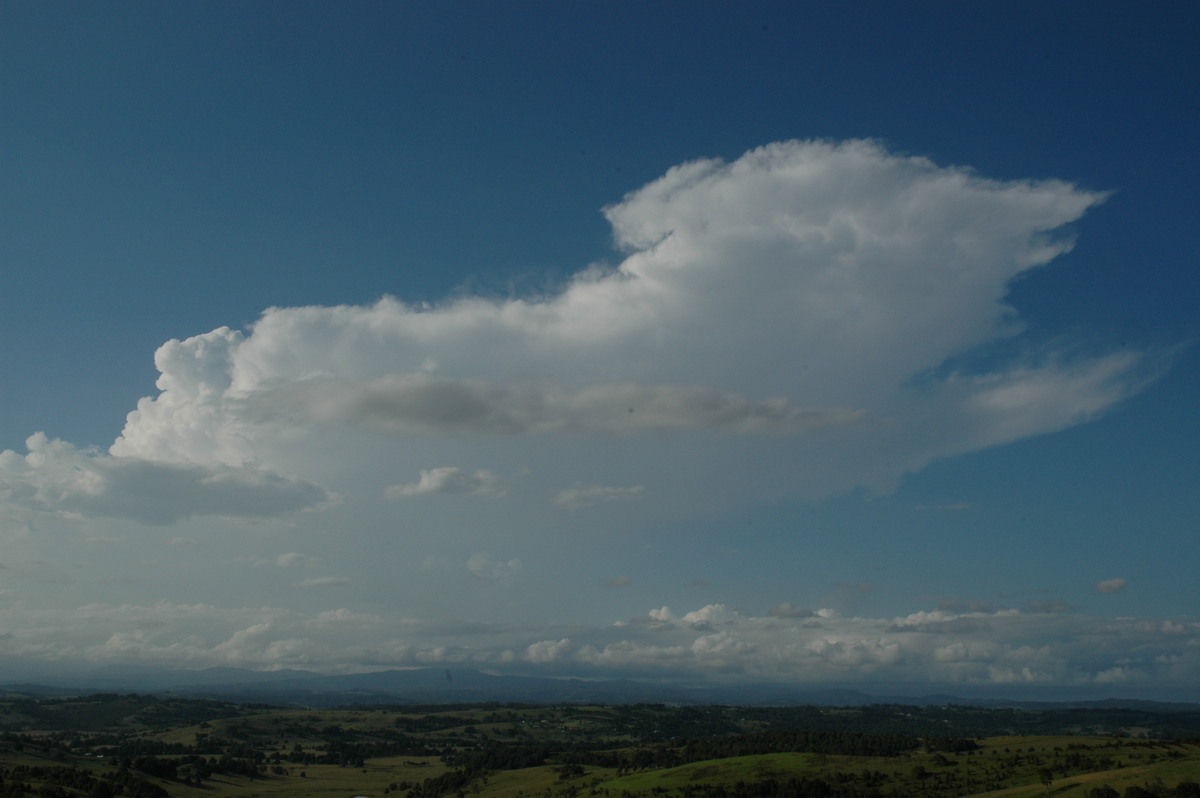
[2,665,1198,710]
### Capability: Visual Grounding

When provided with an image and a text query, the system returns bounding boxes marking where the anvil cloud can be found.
[0,140,1173,691]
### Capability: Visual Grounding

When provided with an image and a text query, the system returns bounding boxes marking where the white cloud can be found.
[75,138,1139,525]
[0,599,1193,690]
[553,483,645,510]
[1096,577,1127,594]
[524,638,572,663]
[0,138,1173,691]
[277,552,318,568]
[466,553,523,583]
[385,467,507,498]
[770,602,816,618]
[680,604,739,629]
[0,433,329,525]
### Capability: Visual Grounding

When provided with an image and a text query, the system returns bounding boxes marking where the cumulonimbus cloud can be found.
[0,138,1156,524]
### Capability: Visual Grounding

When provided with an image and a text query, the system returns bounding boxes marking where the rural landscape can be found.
[3,6,1199,798]
[0,683,1198,798]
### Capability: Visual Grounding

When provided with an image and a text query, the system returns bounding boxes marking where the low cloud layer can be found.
[0,600,1193,694]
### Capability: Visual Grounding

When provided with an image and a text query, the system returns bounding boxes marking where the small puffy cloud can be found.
[466,553,523,583]
[1096,577,1127,594]
[770,602,815,618]
[553,483,645,510]
[680,604,739,629]
[385,467,506,498]
[524,638,572,664]
[606,575,633,588]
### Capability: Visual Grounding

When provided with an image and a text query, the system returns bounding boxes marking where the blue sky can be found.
[1,1,1197,697]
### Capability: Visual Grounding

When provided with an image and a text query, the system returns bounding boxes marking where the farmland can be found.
[0,695,1197,797]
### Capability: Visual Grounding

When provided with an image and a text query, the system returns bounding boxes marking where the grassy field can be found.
[591,738,1200,798]
[142,758,450,798]
[2,700,1199,797]
[600,752,821,792]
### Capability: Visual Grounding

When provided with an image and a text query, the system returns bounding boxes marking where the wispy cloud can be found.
[276,552,318,568]
[296,576,350,589]
[553,484,645,510]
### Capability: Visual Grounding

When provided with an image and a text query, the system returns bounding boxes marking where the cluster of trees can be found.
[670,776,871,798]
[406,768,479,798]
[119,753,263,785]
[279,734,439,767]
[0,763,168,798]
[400,727,970,798]
[565,729,953,773]
[1087,782,1200,798]
[446,745,554,771]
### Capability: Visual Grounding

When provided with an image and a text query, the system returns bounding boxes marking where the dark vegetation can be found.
[0,693,1195,797]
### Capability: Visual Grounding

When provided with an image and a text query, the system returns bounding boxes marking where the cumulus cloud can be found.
[553,483,645,510]
[770,602,816,619]
[74,138,1142,524]
[1096,577,1127,594]
[385,467,507,498]
[0,433,329,525]
[466,553,523,583]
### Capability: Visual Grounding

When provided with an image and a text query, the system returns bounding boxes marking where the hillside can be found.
[0,697,1196,797]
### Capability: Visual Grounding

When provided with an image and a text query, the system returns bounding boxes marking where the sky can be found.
[1,1,1198,698]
